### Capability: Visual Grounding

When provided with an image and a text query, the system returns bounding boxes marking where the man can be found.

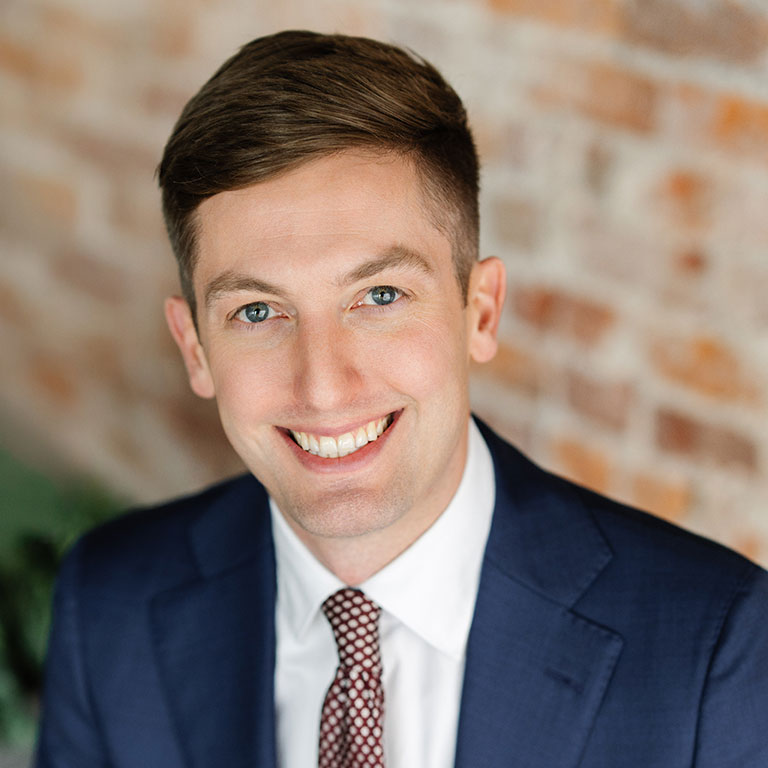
[36,30,768,768]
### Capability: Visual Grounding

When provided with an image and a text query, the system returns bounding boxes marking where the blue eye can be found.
[366,286,400,306]
[236,302,273,323]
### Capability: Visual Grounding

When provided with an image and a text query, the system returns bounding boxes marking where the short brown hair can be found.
[157,30,480,314]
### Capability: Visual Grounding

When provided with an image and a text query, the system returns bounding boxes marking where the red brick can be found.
[535,58,658,133]
[657,247,710,311]
[80,337,132,398]
[162,394,242,474]
[629,472,691,523]
[110,184,166,238]
[731,533,762,564]
[566,370,633,431]
[674,248,707,276]
[550,436,612,494]
[621,0,768,64]
[656,408,758,473]
[488,0,622,36]
[140,84,194,118]
[666,85,768,163]
[29,355,78,407]
[58,128,158,176]
[657,409,697,454]
[512,285,616,344]
[52,250,130,305]
[15,171,77,226]
[472,340,543,397]
[654,169,712,230]
[0,281,31,327]
[152,12,195,57]
[40,7,118,49]
[650,334,759,404]
[0,36,83,91]
[712,95,768,159]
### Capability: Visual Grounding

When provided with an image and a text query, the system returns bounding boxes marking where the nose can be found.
[291,315,364,413]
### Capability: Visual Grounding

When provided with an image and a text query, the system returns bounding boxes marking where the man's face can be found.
[167,151,503,555]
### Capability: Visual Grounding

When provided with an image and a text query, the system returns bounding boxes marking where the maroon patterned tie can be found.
[318,588,385,768]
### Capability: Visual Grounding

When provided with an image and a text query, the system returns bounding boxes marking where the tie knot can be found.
[322,588,382,670]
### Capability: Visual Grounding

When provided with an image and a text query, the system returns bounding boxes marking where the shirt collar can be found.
[271,417,496,660]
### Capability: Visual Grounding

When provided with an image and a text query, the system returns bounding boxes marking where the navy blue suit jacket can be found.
[36,420,768,766]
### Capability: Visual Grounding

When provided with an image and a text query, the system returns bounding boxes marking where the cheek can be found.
[371,315,469,398]
[206,342,288,417]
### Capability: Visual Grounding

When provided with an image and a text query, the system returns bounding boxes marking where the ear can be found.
[164,296,216,399]
[467,257,506,364]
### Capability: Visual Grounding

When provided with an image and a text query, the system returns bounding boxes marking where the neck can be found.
[297,517,435,585]
[286,448,469,584]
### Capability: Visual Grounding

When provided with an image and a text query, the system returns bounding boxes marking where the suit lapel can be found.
[455,561,622,768]
[150,477,278,768]
[454,423,624,768]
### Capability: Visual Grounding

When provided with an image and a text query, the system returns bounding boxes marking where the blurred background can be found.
[2,0,768,761]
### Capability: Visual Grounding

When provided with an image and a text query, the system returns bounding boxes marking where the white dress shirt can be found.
[271,418,496,768]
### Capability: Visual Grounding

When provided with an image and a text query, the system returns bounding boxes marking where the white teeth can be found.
[336,432,355,457]
[290,415,393,459]
[318,435,338,458]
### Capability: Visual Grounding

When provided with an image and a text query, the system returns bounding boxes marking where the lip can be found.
[277,409,402,473]
[280,411,396,440]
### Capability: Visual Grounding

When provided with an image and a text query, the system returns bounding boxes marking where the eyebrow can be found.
[203,244,435,311]
[204,273,285,310]
[335,245,435,286]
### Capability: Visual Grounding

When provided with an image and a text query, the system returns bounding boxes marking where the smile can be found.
[289,414,394,459]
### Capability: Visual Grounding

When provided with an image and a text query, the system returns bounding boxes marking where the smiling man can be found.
[36,31,768,768]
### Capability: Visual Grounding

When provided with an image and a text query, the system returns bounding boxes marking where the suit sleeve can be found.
[34,541,111,768]
[695,563,768,767]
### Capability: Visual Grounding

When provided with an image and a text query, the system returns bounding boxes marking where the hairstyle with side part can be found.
[157,30,480,316]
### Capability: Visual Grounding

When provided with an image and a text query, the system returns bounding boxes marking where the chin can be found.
[278,484,410,541]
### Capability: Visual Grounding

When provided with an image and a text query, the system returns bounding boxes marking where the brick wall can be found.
[2,0,768,566]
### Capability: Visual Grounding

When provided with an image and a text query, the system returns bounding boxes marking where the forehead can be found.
[191,151,453,285]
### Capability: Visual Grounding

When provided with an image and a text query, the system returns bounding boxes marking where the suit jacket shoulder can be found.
[459,419,768,768]
[71,473,272,597]
[36,473,277,768]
